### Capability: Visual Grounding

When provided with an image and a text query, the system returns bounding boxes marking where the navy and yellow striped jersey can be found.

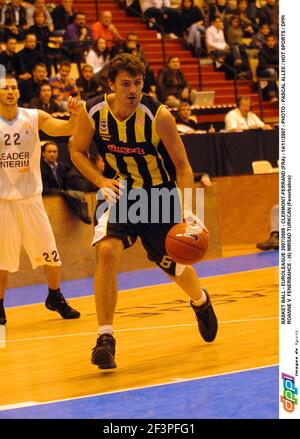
[85,93,176,189]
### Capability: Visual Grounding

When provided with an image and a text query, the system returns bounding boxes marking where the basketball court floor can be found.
[0,250,279,419]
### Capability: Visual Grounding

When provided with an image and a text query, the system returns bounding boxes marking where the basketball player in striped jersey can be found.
[0,75,80,325]
[70,54,218,370]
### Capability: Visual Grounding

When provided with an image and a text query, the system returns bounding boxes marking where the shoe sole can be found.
[45,304,80,319]
[92,351,117,370]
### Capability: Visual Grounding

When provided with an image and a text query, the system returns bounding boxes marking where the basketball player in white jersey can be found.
[0,75,81,325]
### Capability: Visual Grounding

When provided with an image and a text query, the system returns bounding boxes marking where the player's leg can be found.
[91,237,124,370]
[90,200,137,370]
[0,199,23,325]
[20,195,80,319]
[43,265,80,319]
[0,271,8,325]
[167,265,218,342]
[94,237,124,326]
[140,219,218,342]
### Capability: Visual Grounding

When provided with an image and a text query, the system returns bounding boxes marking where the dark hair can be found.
[0,74,18,87]
[41,141,58,153]
[108,53,146,82]
[74,12,86,19]
[59,61,71,69]
[178,99,190,108]
[93,38,110,59]
[167,56,180,64]
[237,96,251,107]
[33,62,47,71]
[38,80,52,94]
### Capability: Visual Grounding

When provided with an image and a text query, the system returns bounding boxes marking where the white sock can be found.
[99,325,113,336]
[191,289,207,307]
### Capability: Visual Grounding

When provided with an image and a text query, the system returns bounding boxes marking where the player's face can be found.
[0,78,20,107]
[110,70,144,109]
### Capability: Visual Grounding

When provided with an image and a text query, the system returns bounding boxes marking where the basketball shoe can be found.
[91,334,117,369]
[0,301,6,325]
[45,291,80,319]
[190,289,218,342]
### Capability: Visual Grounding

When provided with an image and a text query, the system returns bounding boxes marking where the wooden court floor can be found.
[0,264,278,407]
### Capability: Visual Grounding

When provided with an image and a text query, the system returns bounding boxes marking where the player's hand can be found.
[99,179,125,204]
[67,97,82,115]
[183,210,209,235]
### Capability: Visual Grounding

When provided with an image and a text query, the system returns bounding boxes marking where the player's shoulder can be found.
[18,107,39,122]
[140,94,165,117]
[85,94,105,116]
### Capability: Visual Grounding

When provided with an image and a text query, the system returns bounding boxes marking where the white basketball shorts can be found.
[0,195,61,273]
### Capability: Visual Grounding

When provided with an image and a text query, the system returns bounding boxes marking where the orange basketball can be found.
[165,222,208,265]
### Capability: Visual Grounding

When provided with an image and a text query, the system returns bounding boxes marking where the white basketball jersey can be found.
[0,108,42,200]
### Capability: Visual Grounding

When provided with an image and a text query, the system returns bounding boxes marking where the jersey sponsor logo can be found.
[100,119,107,130]
[136,116,143,126]
[107,144,145,155]
[0,151,30,168]
[99,118,110,140]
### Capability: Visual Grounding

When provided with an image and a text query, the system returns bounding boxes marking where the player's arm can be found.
[70,105,122,196]
[156,106,208,231]
[156,106,194,192]
[38,97,81,136]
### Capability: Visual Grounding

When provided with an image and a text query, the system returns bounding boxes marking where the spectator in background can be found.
[18,33,43,79]
[141,0,184,39]
[0,0,28,41]
[248,22,270,50]
[92,10,122,47]
[180,0,206,55]
[40,141,92,224]
[258,0,278,33]
[28,10,51,50]
[50,61,79,110]
[156,56,197,108]
[257,33,278,102]
[52,0,75,35]
[0,36,23,76]
[76,64,102,101]
[226,14,251,78]
[25,0,54,32]
[64,12,92,63]
[85,38,110,74]
[256,204,279,251]
[225,95,272,131]
[29,81,65,114]
[205,16,230,63]
[110,32,145,60]
[208,0,230,25]
[19,61,48,105]
[175,100,216,132]
[234,0,257,37]
[41,141,69,195]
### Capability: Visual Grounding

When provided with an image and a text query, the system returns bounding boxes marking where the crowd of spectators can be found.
[0,1,279,105]
[0,0,279,204]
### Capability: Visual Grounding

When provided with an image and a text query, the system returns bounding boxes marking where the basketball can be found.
[165,222,208,265]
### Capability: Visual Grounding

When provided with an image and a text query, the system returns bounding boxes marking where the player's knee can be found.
[97,240,122,266]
